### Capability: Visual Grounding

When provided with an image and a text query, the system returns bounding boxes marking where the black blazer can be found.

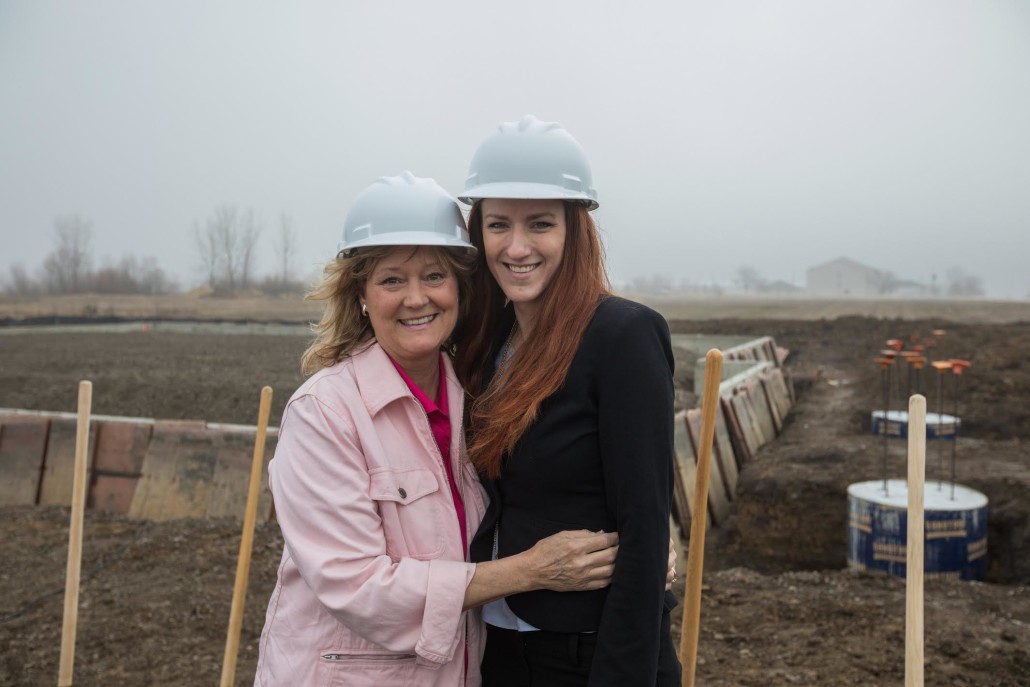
[470,296,676,685]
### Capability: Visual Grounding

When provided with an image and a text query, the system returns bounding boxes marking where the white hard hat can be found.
[459,115,599,210]
[337,172,476,257]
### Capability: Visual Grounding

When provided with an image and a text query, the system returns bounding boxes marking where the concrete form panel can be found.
[768,369,795,424]
[713,407,739,498]
[93,421,152,473]
[670,446,692,537]
[91,421,152,514]
[670,412,693,533]
[206,432,276,520]
[742,378,777,442]
[39,418,97,506]
[684,409,731,526]
[0,418,50,505]
[761,376,784,433]
[730,394,762,456]
[672,411,707,532]
[92,475,138,515]
[129,426,219,520]
[783,369,797,405]
[721,397,752,466]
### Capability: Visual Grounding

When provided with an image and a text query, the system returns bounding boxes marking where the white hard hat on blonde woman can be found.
[458,115,599,210]
[337,171,476,257]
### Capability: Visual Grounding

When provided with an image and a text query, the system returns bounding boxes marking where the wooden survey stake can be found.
[58,380,92,687]
[680,349,723,687]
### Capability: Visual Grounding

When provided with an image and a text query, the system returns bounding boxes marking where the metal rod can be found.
[882,365,890,495]
[951,373,959,501]
[936,372,944,491]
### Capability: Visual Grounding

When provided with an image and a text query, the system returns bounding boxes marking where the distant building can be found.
[806,257,885,297]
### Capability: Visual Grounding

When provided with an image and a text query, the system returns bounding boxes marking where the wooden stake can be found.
[906,394,926,687]
[220,386,274,687]
[679,349,723,687]
[58,380,92,687]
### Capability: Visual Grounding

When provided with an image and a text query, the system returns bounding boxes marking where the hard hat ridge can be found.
[500,114,562,135]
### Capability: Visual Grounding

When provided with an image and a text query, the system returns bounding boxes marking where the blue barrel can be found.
[871,410,959,440]
[847,479,988,581]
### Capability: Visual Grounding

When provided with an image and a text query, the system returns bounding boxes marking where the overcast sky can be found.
[2,1,1029,297]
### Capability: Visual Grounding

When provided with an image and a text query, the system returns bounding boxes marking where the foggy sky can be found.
[2,1,1029,298]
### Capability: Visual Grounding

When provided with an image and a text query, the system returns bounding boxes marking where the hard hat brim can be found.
[458,181,599,211]
[337,233,477,258]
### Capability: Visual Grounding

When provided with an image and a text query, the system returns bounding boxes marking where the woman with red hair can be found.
[454,117,681,685]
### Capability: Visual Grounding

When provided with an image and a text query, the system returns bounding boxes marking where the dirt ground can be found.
[1,304,1028,685]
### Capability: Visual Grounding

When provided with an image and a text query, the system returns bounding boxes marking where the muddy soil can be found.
[1,315,1028,685]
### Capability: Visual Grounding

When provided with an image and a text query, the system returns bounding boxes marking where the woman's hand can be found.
[665,536,678,591]
[524,530,619,592]
[463,530,617,609]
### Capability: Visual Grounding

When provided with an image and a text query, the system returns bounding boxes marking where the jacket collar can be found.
[351,340,462,419]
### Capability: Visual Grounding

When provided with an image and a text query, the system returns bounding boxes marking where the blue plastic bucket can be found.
[871,410,959,440]
[847,479,987,581]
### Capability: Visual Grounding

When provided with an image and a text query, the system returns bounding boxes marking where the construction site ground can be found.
[1,304,1027,686]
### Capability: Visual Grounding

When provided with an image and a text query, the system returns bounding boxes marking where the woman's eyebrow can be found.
[483,212,556,221]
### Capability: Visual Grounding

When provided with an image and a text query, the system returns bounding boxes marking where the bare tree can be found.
[5,263,40,295]
[194,218,220,289]
[274,212,298,285]
[238,208,262,290]
[42,215,93,293]
[137,256,176,294]
[92,255,176,294]
[194,204,263,292]
[944,266,985,297]
[733,266,768,293]
[212,205,240,289]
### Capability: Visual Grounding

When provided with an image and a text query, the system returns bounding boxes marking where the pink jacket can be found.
[255,342,488,686]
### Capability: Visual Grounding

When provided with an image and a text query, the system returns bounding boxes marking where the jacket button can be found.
[398,488,407,499]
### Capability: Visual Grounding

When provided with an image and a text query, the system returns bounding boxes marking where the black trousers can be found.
[480,610,681,686]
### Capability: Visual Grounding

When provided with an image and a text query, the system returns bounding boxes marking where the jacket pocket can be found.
[321,651,417,662]
[369,466,445,559]
[317,649,419,686]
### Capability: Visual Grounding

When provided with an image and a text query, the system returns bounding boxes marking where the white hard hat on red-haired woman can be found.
[458,115,599,210]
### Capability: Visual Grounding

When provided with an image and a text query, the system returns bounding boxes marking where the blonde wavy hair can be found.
[301,245,477,376]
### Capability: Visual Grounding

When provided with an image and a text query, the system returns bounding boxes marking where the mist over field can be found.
[2,1,1029,298]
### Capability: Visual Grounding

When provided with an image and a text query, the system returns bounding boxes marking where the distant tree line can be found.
[622,273,724,296]
[620,264,989,298]
[3,215,176,296]
[732,264,985,297]
[3,207,306,297]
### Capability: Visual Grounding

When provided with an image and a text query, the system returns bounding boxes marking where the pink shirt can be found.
[390,355,469,560]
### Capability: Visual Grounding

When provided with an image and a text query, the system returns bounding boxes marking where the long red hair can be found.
[453,201,610,478]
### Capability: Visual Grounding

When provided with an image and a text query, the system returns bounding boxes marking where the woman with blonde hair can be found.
[254,172,621,687]
[454,117,682,685]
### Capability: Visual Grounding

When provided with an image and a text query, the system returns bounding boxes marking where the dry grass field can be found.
[3,292,1030,325]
